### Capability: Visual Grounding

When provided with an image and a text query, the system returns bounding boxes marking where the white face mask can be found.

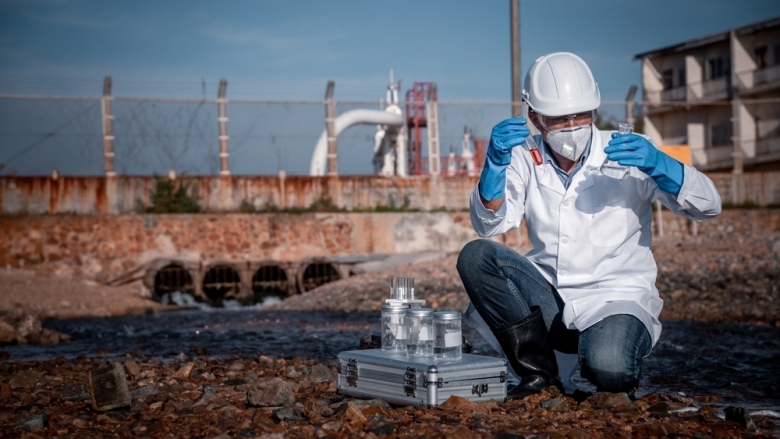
[545,124,591,161]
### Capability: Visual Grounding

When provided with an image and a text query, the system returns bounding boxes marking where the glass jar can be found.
[381,305,407,353]
[433,311,462,360]
[405,308,434,357]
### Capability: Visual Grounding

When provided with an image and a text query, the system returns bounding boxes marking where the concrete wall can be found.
[2,210,778,282]
[2,173,780,216]
[0,175,479,214]
[0,212,527,282]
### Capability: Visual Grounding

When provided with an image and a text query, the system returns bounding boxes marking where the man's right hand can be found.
[478,118,530,203]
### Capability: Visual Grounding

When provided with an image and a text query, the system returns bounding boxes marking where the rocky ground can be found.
[1,354,777,438]
[270,231,780,326]
[1,228,779,437]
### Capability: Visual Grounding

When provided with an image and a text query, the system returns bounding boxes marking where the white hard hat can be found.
[522,52,600,117]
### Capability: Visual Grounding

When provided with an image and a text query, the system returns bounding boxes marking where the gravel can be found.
[270,231,780,326]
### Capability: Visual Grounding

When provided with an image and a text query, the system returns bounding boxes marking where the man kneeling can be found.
[458,52,721,398]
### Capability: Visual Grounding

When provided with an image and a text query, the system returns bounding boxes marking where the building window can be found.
[707,56,729,79]
[774,44,780,66]
[755,46,767,70]
[710,122,732,147]
[677,68,686,87]
[662,69,674,90]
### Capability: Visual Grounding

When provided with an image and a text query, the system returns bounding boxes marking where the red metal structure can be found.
[405,82,437,175]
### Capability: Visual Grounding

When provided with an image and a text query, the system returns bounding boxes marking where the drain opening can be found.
[301,262,340,292]
[252,265,289,299]
[153,264,194,298]
[203,265,241,302]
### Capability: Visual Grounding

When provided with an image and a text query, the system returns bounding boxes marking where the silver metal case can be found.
[337,349,507,408]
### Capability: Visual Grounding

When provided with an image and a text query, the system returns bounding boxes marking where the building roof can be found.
[633,16,780,60]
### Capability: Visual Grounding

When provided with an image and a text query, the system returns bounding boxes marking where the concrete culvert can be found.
[252,264,290,299]
[153,263,194,298]
[299,260,341,293]
[202,265,241,304]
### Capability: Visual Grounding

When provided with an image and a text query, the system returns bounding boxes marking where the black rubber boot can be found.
[494,306,563,399]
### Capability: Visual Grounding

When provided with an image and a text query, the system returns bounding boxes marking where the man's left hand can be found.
[605,133,684,195]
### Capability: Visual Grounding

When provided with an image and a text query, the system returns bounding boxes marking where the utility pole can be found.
[325,80,337,176]
[510,0,522,118]
[217,79,230,176]
[101,76,116,177]
[729,30,743,205]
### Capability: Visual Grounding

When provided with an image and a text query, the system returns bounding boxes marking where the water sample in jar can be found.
[434,311,462,361]
[599,123,634,181]
[381,305,408,353]
[405,308,434,357]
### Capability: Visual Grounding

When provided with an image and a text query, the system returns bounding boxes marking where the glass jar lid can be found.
[433,311,461,320]
[381,305,407,314]
[405,308,434,317]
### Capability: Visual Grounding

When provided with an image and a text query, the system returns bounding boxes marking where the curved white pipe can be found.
[309,109,405,176]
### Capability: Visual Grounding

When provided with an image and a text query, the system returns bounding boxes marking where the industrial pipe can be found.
[310,109,405,176]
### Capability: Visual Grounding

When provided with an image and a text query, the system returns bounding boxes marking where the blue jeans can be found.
[457,239,652,393]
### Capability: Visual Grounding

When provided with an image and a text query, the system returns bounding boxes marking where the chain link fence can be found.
[0,94,640,176]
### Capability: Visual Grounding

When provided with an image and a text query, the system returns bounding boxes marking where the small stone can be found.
[13,414,47,431]
[9,370,42,389]
[173,353,187,364]
[124,360,141,380]
[247,378,295,407]
[334,398,391,414]
[647,402,670,414]
[272,407,302,422]
[345,404,367,424]
[369,423,394,436]
[543,384,562,397]
[439,395,482,412]
[540,397,570,413]
[174,362,195,379]
[62,387,89,402]
[194,386,218,406]
[307,364,335,383]
[88,362,130,411]
[587,392,633,409]
[725,406,757,431]
[320,420,341,432]
[130,385,158,399]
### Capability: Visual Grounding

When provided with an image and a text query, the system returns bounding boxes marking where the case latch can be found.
[404,367,417,397]
[471,383,489,396]
[346,358,358,387]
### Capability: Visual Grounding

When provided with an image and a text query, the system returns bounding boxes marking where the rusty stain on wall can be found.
[1,173,780,215]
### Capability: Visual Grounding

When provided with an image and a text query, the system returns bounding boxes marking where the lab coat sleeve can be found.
[469,151,528,237]
[648,163,722,221]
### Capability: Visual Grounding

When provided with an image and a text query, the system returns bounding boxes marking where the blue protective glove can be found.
[604,133,685,195]
[478,118,530,201]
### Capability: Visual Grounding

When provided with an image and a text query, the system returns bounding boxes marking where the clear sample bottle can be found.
[405,308,434,358]
[434,311,462,361]
[381,304,408,353]
[599,123,634,181]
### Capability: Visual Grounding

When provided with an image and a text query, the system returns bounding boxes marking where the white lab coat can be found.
[468,126,722,350]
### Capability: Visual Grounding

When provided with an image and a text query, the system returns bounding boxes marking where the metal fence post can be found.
[101,76,116,177]
[325,80,337,176]
[217,79,230,176]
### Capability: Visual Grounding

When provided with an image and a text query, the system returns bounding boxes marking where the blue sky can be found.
[2,0,779,102]
[1,1,779,176]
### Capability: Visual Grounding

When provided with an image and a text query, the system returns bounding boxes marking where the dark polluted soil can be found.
[1,353,779,439]
[1,310,780,438]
